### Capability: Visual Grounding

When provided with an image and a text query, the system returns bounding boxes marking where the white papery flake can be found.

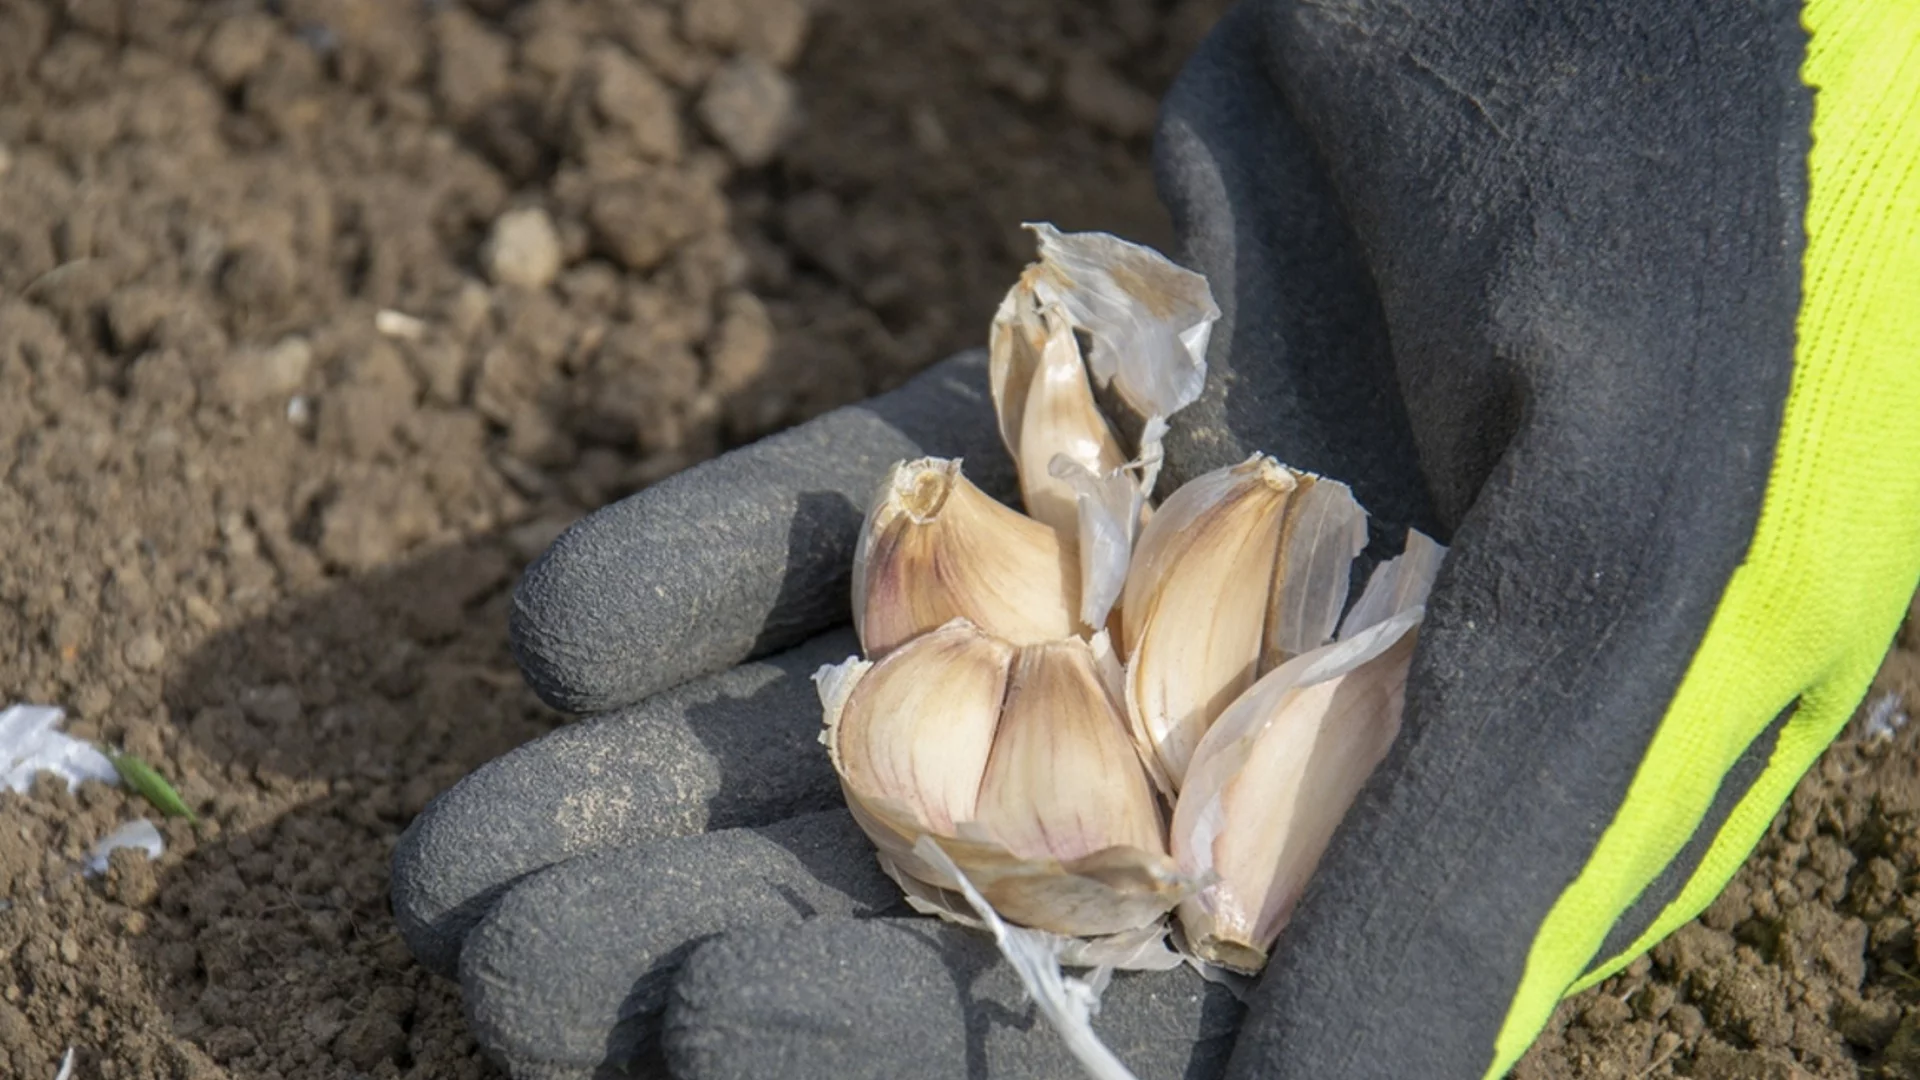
[2,704,119,793]
[913,837,1142,1080]
[84,818,166,876]
[1024,223,1220,422]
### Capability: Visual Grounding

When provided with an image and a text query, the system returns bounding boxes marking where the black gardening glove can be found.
[393,1,1920,1077]
[390,351,1251,1079]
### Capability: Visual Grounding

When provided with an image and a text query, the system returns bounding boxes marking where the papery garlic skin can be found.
[820,622,1194,938]
[1022,223,1221,422]
[1172,532,1443,973]
[1262,476,1371,668]
[1049,453,1146,631]
[989,286,1128,539]
[853,457,1081,656]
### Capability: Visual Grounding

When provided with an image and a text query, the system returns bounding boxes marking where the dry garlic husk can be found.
[913,836,1173,1080]
[1120,454,1367,792]
[1049,450,1153,633]
[1021,223,1220,422]
[852,457,1081,657]
[1171,531,1442,973]
[818,619,1194,938]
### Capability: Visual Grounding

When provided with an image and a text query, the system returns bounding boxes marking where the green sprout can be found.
[106,750,198,823]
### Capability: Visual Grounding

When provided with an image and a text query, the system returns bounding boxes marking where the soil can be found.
[0,2,1914,1079]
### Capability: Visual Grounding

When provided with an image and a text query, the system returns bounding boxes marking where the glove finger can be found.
[391,629,857,978]
[1153,2,1434,544]
[458,809,900,1080]
[512,349,1013,715]
[664,916,1244,1080]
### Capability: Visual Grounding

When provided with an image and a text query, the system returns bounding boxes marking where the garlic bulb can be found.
[819,620,1193,937]
[1171,531,1442,973]
[821,223,1446,991]
[1120,455,1367,791]
[852,457,1081,656]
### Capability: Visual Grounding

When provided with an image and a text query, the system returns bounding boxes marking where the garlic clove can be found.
[851,798,1195,939]
[853,457,1081,656]
[1173,631,1417,973]
[876,825,1193,939]
[972,635,1166,865]
[989,286,1128,538]
[988,224,1218,635]
[1120,455,1299,789]
[820,621,1014,836]
[1172,530,1442,973]
[1021,223,1221,422]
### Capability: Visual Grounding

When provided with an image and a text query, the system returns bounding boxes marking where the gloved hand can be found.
[391,1,1920,1077]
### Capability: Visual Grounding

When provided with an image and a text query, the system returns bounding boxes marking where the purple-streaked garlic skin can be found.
[820,622,1191,939]
[853,458,1080,658]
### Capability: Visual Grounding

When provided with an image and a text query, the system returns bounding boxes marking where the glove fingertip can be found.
[508,350,1013,715]
[665,917,1244,1080]
[507,522,621,715]
[664,920,969,1080]
[456,813,898,1077]
[508,464,824,714]
[389,800,495,978]
[391,632,859,984]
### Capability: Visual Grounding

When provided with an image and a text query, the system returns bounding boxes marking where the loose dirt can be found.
[0,2,1914,1079]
